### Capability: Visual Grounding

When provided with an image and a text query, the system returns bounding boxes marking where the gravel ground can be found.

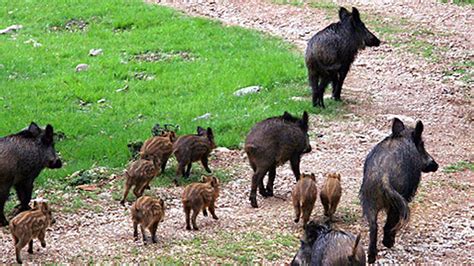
[1,0,472,264]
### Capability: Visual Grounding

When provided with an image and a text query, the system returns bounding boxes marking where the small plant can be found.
[443,160,474,173]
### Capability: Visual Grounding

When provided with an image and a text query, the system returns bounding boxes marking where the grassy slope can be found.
[0,0,342,184]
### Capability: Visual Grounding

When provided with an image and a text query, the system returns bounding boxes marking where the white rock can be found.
[192,112,211,121]
[215,147,231,153]
[0,24,22,34]
[234,85,261,96]
[75,63,89,72]
[89,48,103,56]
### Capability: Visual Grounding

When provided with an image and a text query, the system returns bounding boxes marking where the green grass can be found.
[443,160,474,173]
[0,0,342,184]
[175,231,298,263]
[441,0,474,5]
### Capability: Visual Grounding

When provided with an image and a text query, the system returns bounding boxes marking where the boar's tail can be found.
[381,174,410,231]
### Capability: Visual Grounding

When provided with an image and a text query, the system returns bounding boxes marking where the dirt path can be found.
[1,0,472,264]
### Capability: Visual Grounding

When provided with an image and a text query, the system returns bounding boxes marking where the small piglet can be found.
[292,173,318,226]
[131,196,165,244]
[173,127,216,185]
[291,222,365,266]
[140,131,177,172]
[320,173,342,221]
[121,158,161,205]
[10,200,55,264]
[182,175,220,230]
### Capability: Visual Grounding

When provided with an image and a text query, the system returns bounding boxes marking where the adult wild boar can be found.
[245,111,312,208]
[0,123,62,226]
[306,7,380,108]
[360,118,438,263]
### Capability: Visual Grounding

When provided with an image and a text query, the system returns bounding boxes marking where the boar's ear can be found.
[298,111,309,132]
[351,7,361,23]
[391,118,405,137]
[414,120,424,142]
[206,127,214,139]
[28,122,42,137]
[339,7,351,21]
[197,126,206,136]
[42,124,54,145]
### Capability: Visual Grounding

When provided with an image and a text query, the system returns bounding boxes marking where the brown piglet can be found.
[9,200,55,264]
[173,127,216,185]
[182,175,220,230]
[140,131,177,173]
[130,196,165,244]
[121,158,161,205]
[292,173,318,226]
[320,173,342,220]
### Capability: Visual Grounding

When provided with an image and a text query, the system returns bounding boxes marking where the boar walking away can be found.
[245,111,312,208]
[10,200,55,264]
[305,7,380,108]
[292,173,318,226]
[120,158,161,205]
[173,127,216,185]
[320,173,342,221]
[130,196,165,244]
[291,221,365,266]
[182,175,220,230]
[140,130,177,173]
[0,123,62,226]
[360,118,438,263]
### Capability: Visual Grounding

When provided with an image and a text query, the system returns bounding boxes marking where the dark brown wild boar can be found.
[0,123,62,226]
[182,175,219,230]
[320,172,342,221]
[130,196,165,244]
[245,111,312,208]
[120,158,161,205]
[173,127,216,185]
[10,200,55,264]
[140,131,177,172]
[292,173,318,226]
[291,221,365,266]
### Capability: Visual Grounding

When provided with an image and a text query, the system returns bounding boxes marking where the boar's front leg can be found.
[14,179,34,212]
[201,157,212,173]
[290,156,302,182]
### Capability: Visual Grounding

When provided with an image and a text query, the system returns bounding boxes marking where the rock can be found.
[97,98,106,104]
[192,112,211,121]
[89,48,103,56]
[215,147,231,153]
[0,24,22,34]
[24,38,42,47]
[75,63,89,72]
[115,84,129,93]
[234,85,261,96]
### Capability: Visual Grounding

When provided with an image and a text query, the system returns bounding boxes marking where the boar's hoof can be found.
[41,243,46,248]
[250,197,259,208]
[120,200,126,206]
[368,253,376,264]
[186,225,192,230]
[173,179,180,186]
[145,185,151,190]
[193,227,199,231]
[382,236,395,248]
[294,218,300,223]
[212,215,218,220]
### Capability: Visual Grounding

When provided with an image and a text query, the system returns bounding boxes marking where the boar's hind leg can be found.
[308,67,320,107]
[293,201,301,223]
[161,156,169,173]
[191,208,199,230]
[28,240,33,254]
[133,222,139,240]
[382,207,400,249]
[367,210,379,264]
[140,225,147,244]
[15,238,29,264]
[39,230,46,248]
[184,206,192,230]
[0,187,9,226]
[264,166,277,197]
[313,77,330,108]
[151,222,158,243]
[120,182,131,205]
[250,169,268,208]
[209,202,218,220]
[290,157,302,182]
[185,163,192,178]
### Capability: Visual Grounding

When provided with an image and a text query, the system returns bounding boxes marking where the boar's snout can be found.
[422,158,438,173]
[48,158,62,169]
[365,31,380,47]
[303,144,312,154]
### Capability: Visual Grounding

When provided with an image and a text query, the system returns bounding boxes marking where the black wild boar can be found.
[10,200,55,264]
[291,221,365,266]
[245,111,312,208]
[305,7,380,108]
[173,127,216,185]
[360,118,438,263]
[0,123,62,226]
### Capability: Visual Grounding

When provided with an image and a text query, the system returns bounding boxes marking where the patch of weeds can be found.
[133,50,195,63]
[67,167,114,186]
[448,181,471,191]
[440,0,474,5]
[443,160,474,173]
[113,22,134,32]
[309,0,338,10]
[272,0,305,6]
[443,61,474,84]
[339,206,359,224]
[49,18,88,32]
